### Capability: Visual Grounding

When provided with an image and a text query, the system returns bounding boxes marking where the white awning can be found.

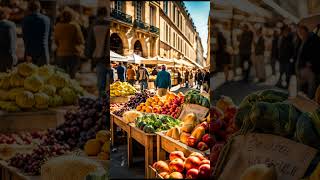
[110,51,127,62]
[126,53,146,64]
[142,56,174,65]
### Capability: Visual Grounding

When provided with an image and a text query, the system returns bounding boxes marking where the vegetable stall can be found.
[0,63,110,180]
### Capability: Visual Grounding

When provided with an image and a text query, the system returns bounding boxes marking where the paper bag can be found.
[178,104,209,120]
[218,133,317,180]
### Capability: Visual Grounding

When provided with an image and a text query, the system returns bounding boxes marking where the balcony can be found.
[111,8,132,24]
[150,25,159,34]
[134,19,149,31]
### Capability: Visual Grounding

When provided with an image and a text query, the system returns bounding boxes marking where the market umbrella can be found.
[110,50,127,62]
[126,53,146,64]
[299,14,320,33]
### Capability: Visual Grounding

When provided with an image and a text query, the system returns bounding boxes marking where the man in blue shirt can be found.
[155,65,171,96]
[22,1,50,66]
[116,62,126,82]
[0,7,17,72]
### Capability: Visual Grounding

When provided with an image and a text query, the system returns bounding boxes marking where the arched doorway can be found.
[110,33,123,55]
[134,40,143,56]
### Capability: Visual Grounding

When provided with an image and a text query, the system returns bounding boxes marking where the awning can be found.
[142,56,174,65]
[126,53,146,64]
[110,50,127,62]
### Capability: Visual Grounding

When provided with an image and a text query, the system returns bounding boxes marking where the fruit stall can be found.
[209,89,320,180]
[110,88,212,178]
[0,63,110,180]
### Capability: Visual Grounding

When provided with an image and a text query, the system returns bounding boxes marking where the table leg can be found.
[127,128,133,168]
[157,135,166,161]
[110,116,115,146]
[145,136,154,178]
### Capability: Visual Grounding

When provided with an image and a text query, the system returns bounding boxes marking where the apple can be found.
[202,134,215,148]
[197,142,209,151]
[186,168,199,179]
[187,136,198,147]
[169,151,186,161]
[169,158,184,172]
[153,161,170,173]
[189,152,205,161]
[198,164,210,179]
[159,172,169,178]
[169,172,184,179]
[184,156,201,171]
[200,159,210,165]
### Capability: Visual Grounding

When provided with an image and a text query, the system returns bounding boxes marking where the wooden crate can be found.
[0,106,75,132]
[156,131,210,161]
[0,161,39,180]
[110,96,130,104]
[128,124,157,179]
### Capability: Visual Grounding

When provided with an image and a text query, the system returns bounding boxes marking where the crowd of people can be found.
[213,22,320,99]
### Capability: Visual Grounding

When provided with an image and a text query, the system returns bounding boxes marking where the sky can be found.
[184,1,210,58]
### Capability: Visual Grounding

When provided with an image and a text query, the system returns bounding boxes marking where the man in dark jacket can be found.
[277,26,294,88]
[239,24,254,82]
[116,62,126,82]
[22,1,50,66]
[296,25,320,98]
[155,65,171,96]
[137,64,149,91]
[0,7,17,72]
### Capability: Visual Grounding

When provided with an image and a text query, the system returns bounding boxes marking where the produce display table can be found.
[110,113,131,146]
[0,161,39,180]
[0,106,75,132]
[156,131,209,161]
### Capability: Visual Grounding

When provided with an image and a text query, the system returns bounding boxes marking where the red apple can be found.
[200,159,210,165]
[169,158,184,172]
[187,136,198,147]
[186,168,199,179]
[159,172,169,178]
[153,161,170,173]
[189,152,205,161]
[184,156,201,171]
[202,134,215,148]
[169,172,184,179]
[169,151,186,161]
[197,142,209,151]
[198,164,210,179]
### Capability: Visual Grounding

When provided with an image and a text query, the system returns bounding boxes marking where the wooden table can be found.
[128,124,157,179]
[0,161,39,180]
[110,113,130,146]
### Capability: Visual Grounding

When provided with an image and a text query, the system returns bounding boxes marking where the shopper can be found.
[177,69,182,87]
[277,26,294,88]
[254,28,266,82]
[137,64,149,91]
[85,7,109,98]
[54,8,85,78]
[195,70,199,89]
[22,0,50,66]
[0,7,17,72]
[184,70,189,87]
[239,24,254,82]
[127,64,136,86]
[203,70,210,92]
[296,25,320,98]
[189,70,194,87]
[155,65,171,97]
[116,62,126,82]
[151,67,158,76]
[197,69,204,90]
[270,30,279,76]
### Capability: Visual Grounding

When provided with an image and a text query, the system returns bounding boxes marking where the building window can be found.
[173,5,175,23]
[150,5,155,25]
[135,1,143,20]
[164,1,168,15]
[115,1,123,12]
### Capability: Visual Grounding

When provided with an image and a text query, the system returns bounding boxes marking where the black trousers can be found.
[240,54,251,81]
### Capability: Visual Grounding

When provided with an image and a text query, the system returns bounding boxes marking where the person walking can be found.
[197,70,204,90]
[22,1,50,66]
[126,64,136,86]
[296,25,320,98]
[137,64,149,91]
[254,28,266,82]
[116,62,126,82]
[189,70,194,87]
[270,30,279,76]
[54,8,85,78]
[203,70,210,92]
[276,26,294,88]
[184,69,189,87]
[85,7,109,98]
[151,67,158,76]
[239,24,254,82]
[0,7,17,72]
[155,65,171,97]
[177,69,182,87]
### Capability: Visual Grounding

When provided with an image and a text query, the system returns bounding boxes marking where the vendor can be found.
[155,65,171,97]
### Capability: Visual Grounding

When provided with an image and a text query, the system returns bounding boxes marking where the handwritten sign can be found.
[218,133,317,180]
[178,104,209,121]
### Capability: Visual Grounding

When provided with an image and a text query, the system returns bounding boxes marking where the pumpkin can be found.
[96,130,111,144]
[84,139,101,156]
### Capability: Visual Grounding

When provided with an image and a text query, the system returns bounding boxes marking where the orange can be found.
[145,101,151,106]
[136,106,142,111]
[142,106,146,111]
[158,101,164,106]
[145,106,152,113]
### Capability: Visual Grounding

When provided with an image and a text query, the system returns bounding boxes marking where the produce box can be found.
[0,106,75,132]
[110,96,131,104]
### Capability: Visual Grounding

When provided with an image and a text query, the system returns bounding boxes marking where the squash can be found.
[171,127,181,140]
[181,123,194,133]
[123,110,143,124]
[240,164,277,180]
[166,128,174,137]
[183,113,198,124]
[180,132,191,144]
[84,139,101,156]
[191,126,205,142]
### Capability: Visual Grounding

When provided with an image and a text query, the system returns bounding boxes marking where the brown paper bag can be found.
[178,103,209,121]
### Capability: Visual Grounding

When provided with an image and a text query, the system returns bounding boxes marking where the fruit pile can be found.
[113,90,155,117]
[0,63,85,112]
[184,90,210,108]
[165,113,212,151]
[136,95,164,113]
[152,151,210,179]
[84,130,110,160]
[159,92,184,119]
[110,103,125,112]
[0,131,46,145]
[110,81,136,97]
[135,114,181,133]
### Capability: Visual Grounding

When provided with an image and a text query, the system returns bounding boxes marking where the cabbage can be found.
[47,73,68,89]
[9,72,25,87]
[58,87,77,105]
[34,92,49,109]
[24,75,44,92]
[48,95,63,107]
[15,91,35,108]
[0,73,11,89]
[17,63,38,77]
[8,88,24,101]
[38,65,55,79]
[39,85,56,96]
